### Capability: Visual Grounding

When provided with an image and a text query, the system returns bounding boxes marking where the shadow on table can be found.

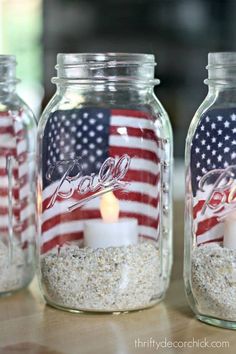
[0,342,63,354]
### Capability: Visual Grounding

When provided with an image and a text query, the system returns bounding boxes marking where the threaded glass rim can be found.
[205,52,236,86]
[0,55,18,85]
[207,52,236,69]
[0,55,16,63]
[52,53,159,85]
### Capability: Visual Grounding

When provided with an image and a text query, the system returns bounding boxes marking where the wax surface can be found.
[84,218,138,248]
[224,220,236,249]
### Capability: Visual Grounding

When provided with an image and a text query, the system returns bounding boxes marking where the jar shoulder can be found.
[150,92,172,136]
[39,90,172,133]
[0,93,36,127]
[186,93,217,149]
[38,93,62,131]
[186,91,236,150]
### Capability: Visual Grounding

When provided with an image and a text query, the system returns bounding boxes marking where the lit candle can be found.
[84,192,138,248]
[224,212,236,249]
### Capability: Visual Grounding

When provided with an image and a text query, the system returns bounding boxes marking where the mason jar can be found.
[185,52,236,329]
[38,53,173,313]
[0,55,36,296]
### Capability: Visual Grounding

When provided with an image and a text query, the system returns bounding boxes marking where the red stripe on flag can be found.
[41,232,84,253]
[0,126,14,134]
[193,200,205,219]
[110,126,158,142]
[0,188,19,199]
[42,209,158,234]
[196,216,219,236]
[111,109,153,119]
[109,146,159,163]
[115,190,159,208]
[123,169,159,185]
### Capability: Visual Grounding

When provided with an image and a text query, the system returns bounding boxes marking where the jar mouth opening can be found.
[207,52,236,69]
[0,55,16,64]
[57,53,156,66]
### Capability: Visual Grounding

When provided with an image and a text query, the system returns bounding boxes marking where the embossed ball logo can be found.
[198,166,236,217]
[45,154,131,211]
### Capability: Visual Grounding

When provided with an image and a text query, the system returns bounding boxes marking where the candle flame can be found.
[100,191,119,223]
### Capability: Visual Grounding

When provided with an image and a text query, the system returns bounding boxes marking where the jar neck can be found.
[207,85,236,105]
[0,55,18,99]
[208,84,236,93]
[56,82,154,107]
[205,77,236,92]
[0,83,17,98]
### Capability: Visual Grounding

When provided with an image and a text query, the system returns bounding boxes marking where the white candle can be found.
[84,192,138,248]
[224,213,236,249]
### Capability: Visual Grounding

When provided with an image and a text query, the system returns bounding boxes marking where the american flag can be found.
[191,108,236,245]
[41,108,164,253]
[0,110,36,247]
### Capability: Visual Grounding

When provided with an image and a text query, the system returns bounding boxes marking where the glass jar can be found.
[38,53,173,313]
[0,55,36,296]
[184,52,236,329]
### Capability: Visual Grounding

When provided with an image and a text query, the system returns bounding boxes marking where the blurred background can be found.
[0,0,235,163]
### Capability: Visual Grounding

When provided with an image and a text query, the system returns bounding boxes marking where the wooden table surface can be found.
[0,201,235,354]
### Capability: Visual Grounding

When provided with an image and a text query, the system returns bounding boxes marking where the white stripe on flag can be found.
[0,118,13,127]
[0,135,15,148]
[110,135,158,154]
[41,220,84,245]
[111,116,154,129]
